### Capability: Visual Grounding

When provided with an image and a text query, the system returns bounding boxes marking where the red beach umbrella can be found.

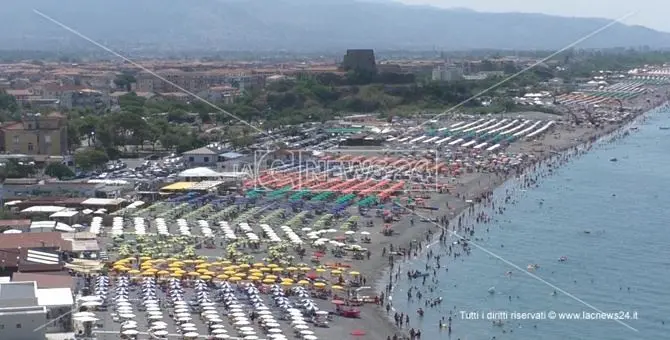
[351,329,366,336]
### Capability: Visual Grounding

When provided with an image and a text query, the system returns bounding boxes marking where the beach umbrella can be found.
[214,335,230,339]
[121,329,139,335]
[74,316,99,323]
[73,311,96,318]
[212,329,227,334]
[153,330,169,337]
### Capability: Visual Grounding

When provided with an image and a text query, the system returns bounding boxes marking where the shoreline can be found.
[363,98,669,339]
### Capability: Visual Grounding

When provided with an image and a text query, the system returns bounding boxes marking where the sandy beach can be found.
[352,89,670,340]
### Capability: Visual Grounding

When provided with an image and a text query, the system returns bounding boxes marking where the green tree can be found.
[45,163,75,179]
[230,134,254,150]
[0,159,36,179]
[114,72,137,92]
[74,148,109,170]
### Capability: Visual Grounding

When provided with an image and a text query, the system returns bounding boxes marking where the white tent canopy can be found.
[178,167,224,178]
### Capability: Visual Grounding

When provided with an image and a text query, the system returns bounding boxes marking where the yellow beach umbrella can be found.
[271,267,283,273]
[166,257,178,262]
[216,274,229,280]
[128,269,141,274]
[267,264,279,268]
[145,268,158,273]
[223,270,236,276]
[315,268,326,273]
[262,279,275,284]
[281,281,292,287]
[197,268,209,274]
[183,260,195,264]
[238,264,251,269]
[299,267,311,271]
[204,271,216,277]
[248,276,261,281]
[235,273,247,278]
[298,280,310,285]
[260,268,271,272]
[286,267,297,272]
[139,256,152,261]
[229,277,242,282]
[282,278,294,284]
[265,275,277,280]
[194,259,206,264]
[201,275,212,280]
[220,260,232,265]
[142,271,155,276]
[153,259,166,263]
[331,270,342,275]
[313,282,326,288]
[170,273,182,278]
[253,263,265,268]
[157,270,170,275]
[195,263,210,269]
[349,271,360,276]
[332,285,344,290]
[188,272,200,276]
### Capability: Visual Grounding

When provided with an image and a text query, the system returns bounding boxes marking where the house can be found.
[182,147,219,167]
[0,281,47,340]
[5,89,34,103]
[11,273,75,333]
[0,112,68,156]
[198,85,240,104]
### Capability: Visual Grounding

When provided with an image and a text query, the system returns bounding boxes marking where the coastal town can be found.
[0,48,668,340]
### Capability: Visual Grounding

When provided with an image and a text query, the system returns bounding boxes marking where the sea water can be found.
[391,109,670,340]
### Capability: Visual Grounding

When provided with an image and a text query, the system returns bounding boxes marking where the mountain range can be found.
[2,0,669,53]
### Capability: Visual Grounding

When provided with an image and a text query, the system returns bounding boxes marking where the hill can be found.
[2,0,670,53]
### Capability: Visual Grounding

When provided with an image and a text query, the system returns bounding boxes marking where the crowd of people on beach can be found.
[375,97,670,339]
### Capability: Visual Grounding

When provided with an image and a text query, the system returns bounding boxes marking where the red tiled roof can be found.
[42,84,86,92]
[12,271,73,289]
[0,232,69,251]
[0,219,31,227]
[1,122,23,130]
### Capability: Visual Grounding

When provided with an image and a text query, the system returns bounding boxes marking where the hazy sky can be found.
[395,0,668,32]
